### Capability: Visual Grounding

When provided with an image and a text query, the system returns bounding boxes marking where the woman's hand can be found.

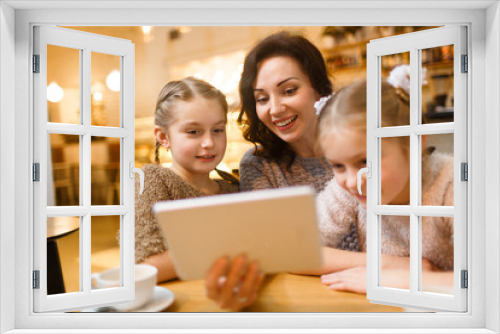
[204,254,265,311]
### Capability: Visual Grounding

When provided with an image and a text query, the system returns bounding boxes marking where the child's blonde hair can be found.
[154,77,228,163]
[315,78,410,156]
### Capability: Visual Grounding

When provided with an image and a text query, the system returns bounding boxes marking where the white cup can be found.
[91,264,158,311]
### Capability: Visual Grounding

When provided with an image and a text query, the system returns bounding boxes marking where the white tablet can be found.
[153,186,323,280]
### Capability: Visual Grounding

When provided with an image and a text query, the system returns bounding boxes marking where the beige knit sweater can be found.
[316,149,454,270]
[134,164,239,263]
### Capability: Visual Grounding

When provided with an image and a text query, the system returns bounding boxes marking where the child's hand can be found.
[381,254,438,271]
[204,254,265,311]
[321,267,368,294]
[321,265,445,295]
[321,267,412,294]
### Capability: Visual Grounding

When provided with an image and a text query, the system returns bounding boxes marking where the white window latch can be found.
[357,162,371,195]
[129,162,144,194]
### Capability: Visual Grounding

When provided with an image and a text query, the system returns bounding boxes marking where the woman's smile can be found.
[273,115,298,130]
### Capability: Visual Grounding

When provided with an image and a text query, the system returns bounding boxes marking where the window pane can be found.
[422,45,454,124]
[91,216,121,289]
[91,137,120,205]
[47,216,80,295]
[381,52,410,127]
[91,52,121,127]
[47,45,80,124]
[422,134,454,206]
[49,134,79,206]
[380,137,410,206]
[421,216,454,295]
[380,215,410,291]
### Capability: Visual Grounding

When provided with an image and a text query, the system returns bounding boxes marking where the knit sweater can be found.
[239,148,334,193]
[316,149,454,270]
[134,164,239,263]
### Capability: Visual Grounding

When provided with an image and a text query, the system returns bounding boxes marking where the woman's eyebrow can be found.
[253,77,299,92]
[276,77,299,87]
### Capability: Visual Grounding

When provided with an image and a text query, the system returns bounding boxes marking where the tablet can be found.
[153,186,323,280]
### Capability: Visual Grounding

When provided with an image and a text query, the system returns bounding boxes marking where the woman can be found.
[238,31,334,191]
[237,31,360,253]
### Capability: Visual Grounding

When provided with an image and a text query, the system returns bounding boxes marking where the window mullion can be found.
[409,47,420,295]
[46,206,90,217]
[82,47,91,209]
[372,205,454,216]
[89,205,129,215]
[372,124,454,138]
[365,47,379,296]
[412,123,454,135]
[46,123,130,138]
[81,214,91,294]
[121,49,135,292]
[410,213,419,293]
[81,47,92,295]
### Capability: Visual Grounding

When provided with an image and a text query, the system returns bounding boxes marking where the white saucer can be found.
[81,286,174,313]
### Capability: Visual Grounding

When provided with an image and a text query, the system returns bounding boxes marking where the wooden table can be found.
[159,273,403,312]
[47,216,80,295]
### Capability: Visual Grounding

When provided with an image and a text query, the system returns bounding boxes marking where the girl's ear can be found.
[154,126,170,150]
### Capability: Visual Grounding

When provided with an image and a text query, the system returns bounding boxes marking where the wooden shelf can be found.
[321,39,371,53]
[425,111,454,119]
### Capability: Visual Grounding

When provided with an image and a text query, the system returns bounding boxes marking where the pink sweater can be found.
[316,149,454,270]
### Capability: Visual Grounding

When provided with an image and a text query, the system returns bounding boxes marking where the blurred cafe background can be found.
[47,26,455,298]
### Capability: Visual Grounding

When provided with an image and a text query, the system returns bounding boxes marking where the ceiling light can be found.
[106,70,121,92]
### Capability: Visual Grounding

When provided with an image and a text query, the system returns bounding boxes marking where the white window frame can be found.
[365,26,467,312]
[1,1,498,333]
[33,25,136,312]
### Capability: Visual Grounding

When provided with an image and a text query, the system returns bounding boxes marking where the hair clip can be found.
[314,94,333,116]
[387,65,410,93]
[387,65,414,105]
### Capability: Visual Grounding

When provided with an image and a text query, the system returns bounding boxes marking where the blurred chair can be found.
[91,164,109,205]
[91,163,120,205]
[52,162,78,206]
[106,162,120,205]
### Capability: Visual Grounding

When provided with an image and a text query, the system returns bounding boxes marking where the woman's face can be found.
[253,56,320,156]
